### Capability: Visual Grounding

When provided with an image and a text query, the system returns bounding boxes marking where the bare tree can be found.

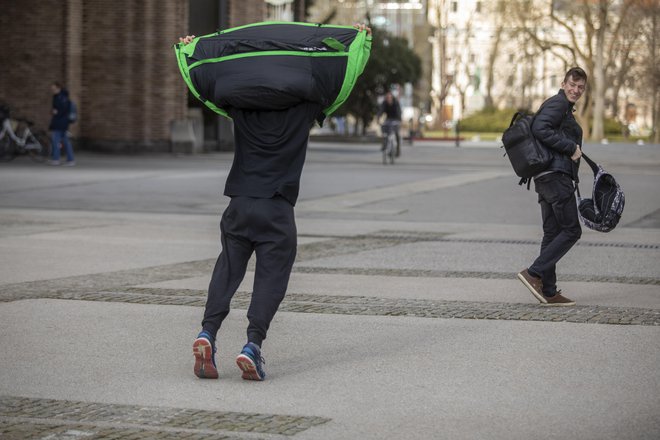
[484,1,507,109]
[430,0,452,127]
[607,13,641,121]
[507,0,641,140]
[637,0,660,142]
[452,19,475,114]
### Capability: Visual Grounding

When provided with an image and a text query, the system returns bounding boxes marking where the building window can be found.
[451,1,458,12]
[476,1,482,13]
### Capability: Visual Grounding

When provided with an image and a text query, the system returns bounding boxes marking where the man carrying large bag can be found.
[517,67,587,306]
[175,23,371,381]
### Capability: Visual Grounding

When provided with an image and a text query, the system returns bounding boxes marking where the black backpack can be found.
[577,153,625,232]
[501,111,552,185]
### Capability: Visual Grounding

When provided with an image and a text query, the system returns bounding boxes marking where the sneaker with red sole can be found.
[193,331,218,379]
[236,342,266,381]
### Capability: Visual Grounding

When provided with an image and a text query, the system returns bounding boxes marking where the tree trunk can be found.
[591,1,608,140]
[577,87,593,141]
[485,23,503,109]
[652,8,660,144]
[654,89,660,143]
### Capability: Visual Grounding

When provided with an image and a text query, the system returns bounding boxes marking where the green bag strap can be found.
[323,29,371,117]
[173,40,230,119]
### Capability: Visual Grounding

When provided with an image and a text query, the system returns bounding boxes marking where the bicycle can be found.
[381,120,400,165]
[0,104,52,162]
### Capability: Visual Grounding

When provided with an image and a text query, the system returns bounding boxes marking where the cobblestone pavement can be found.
[0,396,329,439]
[10,287,658,326]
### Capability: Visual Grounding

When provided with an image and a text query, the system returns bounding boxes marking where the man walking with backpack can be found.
[518,67,587,306]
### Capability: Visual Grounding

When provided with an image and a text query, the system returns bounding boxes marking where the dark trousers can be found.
[381,122,401,156]
[202,196,297,347]
[529,173,582,295]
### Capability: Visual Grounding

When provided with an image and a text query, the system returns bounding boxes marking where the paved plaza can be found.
[1,140,659,439]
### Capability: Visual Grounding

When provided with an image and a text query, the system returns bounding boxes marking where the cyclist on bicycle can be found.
[377,91,402,157]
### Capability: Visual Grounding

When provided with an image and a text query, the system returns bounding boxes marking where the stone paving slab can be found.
[5,229,655,303]
[297,240,660,280]
[142,272,660,309]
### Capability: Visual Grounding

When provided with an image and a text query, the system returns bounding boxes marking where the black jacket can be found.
[49,89,71,131]
[224,102,322,206]
[532,89,582,180]
[378,98,401,121]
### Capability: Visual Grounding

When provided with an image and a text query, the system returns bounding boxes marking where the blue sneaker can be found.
[193,331,218,379]
[235,342,266,381]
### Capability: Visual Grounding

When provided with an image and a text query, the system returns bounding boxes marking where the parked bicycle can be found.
[0,104,52,162]
[381,120,400,165]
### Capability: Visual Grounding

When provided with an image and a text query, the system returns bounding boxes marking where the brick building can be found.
[0,0,306,153]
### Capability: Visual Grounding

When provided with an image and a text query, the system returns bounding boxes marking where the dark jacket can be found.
[379,98,402,121]
[49,89,71,131]
[224,102,322,206]
[532,89,582,180]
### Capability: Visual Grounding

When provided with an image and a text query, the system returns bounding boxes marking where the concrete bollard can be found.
[170,119,198,154]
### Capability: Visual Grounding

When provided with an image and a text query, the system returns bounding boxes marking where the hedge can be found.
[459,108,624,136]
[459,108,518,132]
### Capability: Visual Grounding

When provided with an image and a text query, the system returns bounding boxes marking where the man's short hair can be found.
[564,67,587,83]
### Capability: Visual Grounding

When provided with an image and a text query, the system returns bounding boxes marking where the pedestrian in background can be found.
[518,67,587,306]
[49,82,75,166]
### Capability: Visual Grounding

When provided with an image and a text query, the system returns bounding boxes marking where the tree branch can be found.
[548,3,588,62]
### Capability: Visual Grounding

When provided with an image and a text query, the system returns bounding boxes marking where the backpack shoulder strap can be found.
[508,112,522,127]
[580,152,599,175]
[518,177,532,190]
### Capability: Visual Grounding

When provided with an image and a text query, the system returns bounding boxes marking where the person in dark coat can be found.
[182,24,372,382]
[49,82,75,166]
[518,67,587,306]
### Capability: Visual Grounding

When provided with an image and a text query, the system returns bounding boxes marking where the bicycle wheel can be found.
[26,130,52,162]
[0,135,17,162]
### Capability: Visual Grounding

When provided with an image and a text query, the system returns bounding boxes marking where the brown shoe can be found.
[542,290,576,306]
[517,269,546,303]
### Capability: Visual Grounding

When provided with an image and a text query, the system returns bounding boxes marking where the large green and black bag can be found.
[174,21,371,119]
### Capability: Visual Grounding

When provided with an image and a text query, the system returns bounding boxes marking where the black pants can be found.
[529,173,582,295]
[202,196,297,347]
